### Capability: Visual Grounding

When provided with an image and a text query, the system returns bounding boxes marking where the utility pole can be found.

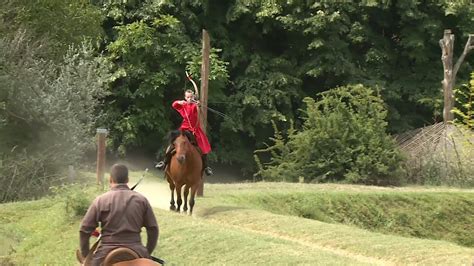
[198,29,210,197]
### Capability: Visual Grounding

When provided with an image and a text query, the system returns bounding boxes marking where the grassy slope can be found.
[0,198,363,265]
[196,183,474,265]
[0,176,473,265]
[203,185,474,246]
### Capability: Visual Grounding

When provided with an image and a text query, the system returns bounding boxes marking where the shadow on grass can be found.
[198,205,248,218]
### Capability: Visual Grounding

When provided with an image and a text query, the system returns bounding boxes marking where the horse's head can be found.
[173,131,194,164]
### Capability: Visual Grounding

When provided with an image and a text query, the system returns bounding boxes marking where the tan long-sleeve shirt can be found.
[79,184,158,265]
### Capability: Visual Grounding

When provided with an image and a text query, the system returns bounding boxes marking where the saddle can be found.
[102,247,140,266]
[76,247,151,266]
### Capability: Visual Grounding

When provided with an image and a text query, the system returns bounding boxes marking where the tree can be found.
[0,32,110,202]
[0,0,104,60]
[440,30,474,122]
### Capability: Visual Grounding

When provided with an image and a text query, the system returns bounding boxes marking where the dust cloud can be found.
[134,177,170,210]
[111,155,242,210]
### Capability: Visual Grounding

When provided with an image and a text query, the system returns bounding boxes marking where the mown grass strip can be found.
[196,205,474,265]
[204,183,474,247]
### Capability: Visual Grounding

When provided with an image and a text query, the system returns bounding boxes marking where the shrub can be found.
[255,84,404,185]
[50,183,96,217]
[65,190,91,217]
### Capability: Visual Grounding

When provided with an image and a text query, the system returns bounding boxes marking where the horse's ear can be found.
[184,130,197,144]
[169,130,180,142]
[183,130,191,139]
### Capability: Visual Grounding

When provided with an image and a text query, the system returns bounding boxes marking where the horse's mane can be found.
[168,130,197,146]
[181,130,197,144]
[168,130,181,143]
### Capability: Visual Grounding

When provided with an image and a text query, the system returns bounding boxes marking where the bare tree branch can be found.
[453,34,474,78]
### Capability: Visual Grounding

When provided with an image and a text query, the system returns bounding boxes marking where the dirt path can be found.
[130,163,241,211]
[132,175,171,211]
[133,176,393,265]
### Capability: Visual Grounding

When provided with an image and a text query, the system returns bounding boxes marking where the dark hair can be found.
[168,130,181,144]
[185,89,194,94]
[110,164,129,183]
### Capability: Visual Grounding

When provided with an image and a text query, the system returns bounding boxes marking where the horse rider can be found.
[155,89,213,176]
[79,164,159,266]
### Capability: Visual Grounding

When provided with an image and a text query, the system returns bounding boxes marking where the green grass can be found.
[1,173,473,265]
[158,210,367,265]
[207,189,474,246]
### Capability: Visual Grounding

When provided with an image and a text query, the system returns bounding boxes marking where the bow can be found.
[186,71,199,100]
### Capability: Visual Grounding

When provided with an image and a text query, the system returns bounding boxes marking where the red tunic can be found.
[172,100,211,154]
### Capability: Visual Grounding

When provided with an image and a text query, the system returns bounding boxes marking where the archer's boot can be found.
[204,167,213,176]
[202,154,213,176]
[155,146,173,170]
[155,161,166,170]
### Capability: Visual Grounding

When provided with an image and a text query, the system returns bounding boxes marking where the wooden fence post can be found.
[96,128,108,187]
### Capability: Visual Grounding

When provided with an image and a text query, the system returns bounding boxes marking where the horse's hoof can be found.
[169,206,176,211]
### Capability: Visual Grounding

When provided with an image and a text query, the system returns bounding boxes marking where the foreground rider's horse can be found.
[166,130,203,214]
[77,247,163,265]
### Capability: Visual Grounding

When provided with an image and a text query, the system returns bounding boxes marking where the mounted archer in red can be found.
[155,72,213,176]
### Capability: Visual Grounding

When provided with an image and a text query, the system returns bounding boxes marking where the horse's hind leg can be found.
[189,184,199,215]
[176,184,183,212]
[167,175,176,211]
[183,184,190,213]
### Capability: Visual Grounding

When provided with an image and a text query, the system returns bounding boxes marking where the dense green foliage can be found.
[99,12,229,155]
[255,84,403,184]
[0,1,108,202]
[219,189,474,247]
[86,0,474,174]
[1,0,473,180]
[0,33,110,202]
[453,72,474,129]
[1,0,104,60]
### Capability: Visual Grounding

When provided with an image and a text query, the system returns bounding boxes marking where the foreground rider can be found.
[156,89,213,176]
[79,164,159,266]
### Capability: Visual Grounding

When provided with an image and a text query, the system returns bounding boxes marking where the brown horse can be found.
[166,130,203,214]
[76,247,164,265]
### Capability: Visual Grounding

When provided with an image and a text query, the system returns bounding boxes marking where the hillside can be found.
[0,171,473,265]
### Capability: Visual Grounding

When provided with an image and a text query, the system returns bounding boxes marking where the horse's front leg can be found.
[176,184,183,212]
[167,175,176,211]
[183,184,190,213]
[189,183,199,215]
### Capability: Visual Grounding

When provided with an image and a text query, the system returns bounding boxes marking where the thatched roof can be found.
[394,122,473,157]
